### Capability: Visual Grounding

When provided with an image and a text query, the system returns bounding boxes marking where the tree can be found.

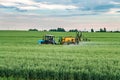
[69,29,78,32]
[57,28,66,32]
[49,29,57,32]
[99,28,107,32]
[91,28,94,32]
[28,28,38,31]
[49,28,66,32]
[100,28,103,32]
[103,27,106,32]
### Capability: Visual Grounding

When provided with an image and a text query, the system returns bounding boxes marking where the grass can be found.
[0,31,120,80]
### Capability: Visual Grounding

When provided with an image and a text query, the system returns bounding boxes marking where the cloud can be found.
[18,6,39,10]
[105,8,120,14]
[0,0,120,16]
[0,0,77,10]
[110,1,120,5]
[77,0,120,15]
[92,4,115,12]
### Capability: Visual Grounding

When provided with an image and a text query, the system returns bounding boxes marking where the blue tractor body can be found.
[38,40,45,44]
[38,35,56,44]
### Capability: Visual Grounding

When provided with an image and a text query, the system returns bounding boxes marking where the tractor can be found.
[38,32,89,45]
[38,35,56,44]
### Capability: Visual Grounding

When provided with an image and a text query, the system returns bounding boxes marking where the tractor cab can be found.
[44,35,54,41]
[38,35,56,44]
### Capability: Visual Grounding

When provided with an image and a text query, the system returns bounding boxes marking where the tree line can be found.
[28,27,120,32]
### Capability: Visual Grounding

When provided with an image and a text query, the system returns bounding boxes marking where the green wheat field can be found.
[0,31,120,80]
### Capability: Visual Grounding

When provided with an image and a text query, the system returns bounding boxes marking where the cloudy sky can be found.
[0,0,120,31]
